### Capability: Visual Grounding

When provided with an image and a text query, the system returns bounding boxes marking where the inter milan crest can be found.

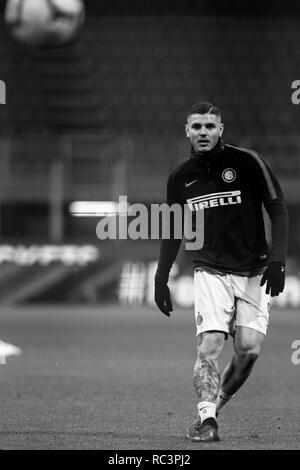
[222,168,236,182]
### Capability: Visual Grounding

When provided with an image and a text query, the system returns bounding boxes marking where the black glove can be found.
[260,261,285,297]
[154,273,173,317]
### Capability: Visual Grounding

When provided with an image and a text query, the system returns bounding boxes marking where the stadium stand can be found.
[1,15,300,201]
[0,11,299,209]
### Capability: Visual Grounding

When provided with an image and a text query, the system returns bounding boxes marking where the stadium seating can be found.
[0,15,299,202]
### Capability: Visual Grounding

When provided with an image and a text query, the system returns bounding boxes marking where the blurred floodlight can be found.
[69,201,129,217]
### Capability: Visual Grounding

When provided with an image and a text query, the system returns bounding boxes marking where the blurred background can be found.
[0,0,299,309]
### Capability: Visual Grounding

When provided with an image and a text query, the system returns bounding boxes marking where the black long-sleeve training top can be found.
[157,139,289,278]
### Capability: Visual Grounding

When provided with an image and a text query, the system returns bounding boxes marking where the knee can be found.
[196,331,225,361]
[234,328,265,365]
[235,343,261,364]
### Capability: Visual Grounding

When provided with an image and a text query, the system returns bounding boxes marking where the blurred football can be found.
[4,0,85,47]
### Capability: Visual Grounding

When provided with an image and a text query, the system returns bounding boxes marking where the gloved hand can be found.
[154,273,173,317]
[260,261,285,297]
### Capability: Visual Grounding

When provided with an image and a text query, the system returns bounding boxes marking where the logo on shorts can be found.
[197,313,203,326]
[222,168,236,182]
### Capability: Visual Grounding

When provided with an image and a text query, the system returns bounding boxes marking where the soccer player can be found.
[154,102,289,442]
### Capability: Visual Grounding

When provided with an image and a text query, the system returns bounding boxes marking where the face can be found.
[185,113,224,153]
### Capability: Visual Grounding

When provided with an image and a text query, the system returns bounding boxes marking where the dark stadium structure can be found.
[0,0,299,304]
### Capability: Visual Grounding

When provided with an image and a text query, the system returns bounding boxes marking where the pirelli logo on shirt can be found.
[187,190,242,211]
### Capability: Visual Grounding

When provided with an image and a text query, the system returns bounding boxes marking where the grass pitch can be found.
[0,304,299,450]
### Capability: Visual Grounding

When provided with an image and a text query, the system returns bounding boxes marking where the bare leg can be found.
[217,326,265,411]
[193,331,225,420]
[194,354,220,402]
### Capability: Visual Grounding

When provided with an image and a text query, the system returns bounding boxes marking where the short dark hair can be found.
[187,102,221,120]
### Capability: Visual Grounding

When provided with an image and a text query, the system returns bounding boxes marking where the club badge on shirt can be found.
[222,168,236,182]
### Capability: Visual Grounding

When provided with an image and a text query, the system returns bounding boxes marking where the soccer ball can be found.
[4,0,85,47]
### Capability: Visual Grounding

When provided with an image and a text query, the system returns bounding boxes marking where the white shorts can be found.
[194,270,270,337]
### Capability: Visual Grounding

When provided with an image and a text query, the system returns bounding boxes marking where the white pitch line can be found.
[0,341,22,365]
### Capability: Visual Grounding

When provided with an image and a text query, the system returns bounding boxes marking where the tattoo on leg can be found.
[193,354,220,402]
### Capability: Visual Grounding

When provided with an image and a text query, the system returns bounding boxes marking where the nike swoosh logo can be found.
[185,179,197,188]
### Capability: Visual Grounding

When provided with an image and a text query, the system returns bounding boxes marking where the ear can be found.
[185,123,189,138]
[219,122,224,136]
